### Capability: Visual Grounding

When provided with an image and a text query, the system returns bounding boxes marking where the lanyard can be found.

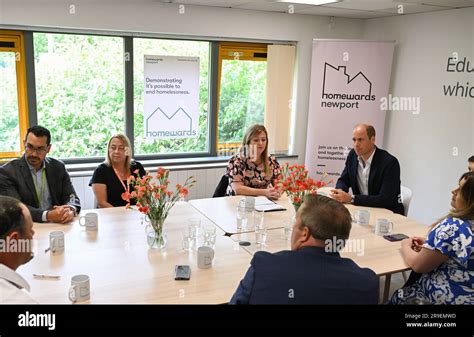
[32,169,46,206]
[113,166,129,193]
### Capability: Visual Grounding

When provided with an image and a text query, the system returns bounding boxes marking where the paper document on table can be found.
[254,197,286,212]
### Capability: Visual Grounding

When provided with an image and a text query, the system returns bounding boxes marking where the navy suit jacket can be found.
[229,246,379,304]
[335,147,404,215]
[0,156,81,222]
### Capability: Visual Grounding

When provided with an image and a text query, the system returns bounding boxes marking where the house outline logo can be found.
[320,62,376,110]
[322,62,372,97]
[145,107,195,138]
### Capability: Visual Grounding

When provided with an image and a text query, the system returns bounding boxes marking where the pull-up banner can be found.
[144,55,200,140]
[305,39,395,182]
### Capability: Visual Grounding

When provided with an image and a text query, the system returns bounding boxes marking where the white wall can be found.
[0,0,364,162]
[363,8,474,224]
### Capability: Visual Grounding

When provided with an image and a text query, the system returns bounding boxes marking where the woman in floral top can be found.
[389,171,474,304]
[225,124,281,200]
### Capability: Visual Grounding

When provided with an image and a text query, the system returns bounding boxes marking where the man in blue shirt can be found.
[230,194,379,304]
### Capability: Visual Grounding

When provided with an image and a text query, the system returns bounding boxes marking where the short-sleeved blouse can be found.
[89,161,146,207]
[225,154,281,196]
[389,217,474,304]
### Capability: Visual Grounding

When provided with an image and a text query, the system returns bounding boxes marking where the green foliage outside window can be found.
[4,33,269,159]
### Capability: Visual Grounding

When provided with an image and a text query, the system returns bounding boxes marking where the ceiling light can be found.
[277,0,340,5]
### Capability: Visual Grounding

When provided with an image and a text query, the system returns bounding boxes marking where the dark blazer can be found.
[335,147,404,215]
[1,156,81,222]
[229,246,379,304]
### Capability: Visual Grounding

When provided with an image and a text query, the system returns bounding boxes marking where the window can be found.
[133,38,210,156]
[217,43,268,155]
[34,33,125,159]
[0,31,28,159]
[4,28,291,163]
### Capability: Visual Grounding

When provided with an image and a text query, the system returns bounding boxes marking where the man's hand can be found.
[330,189,352,203]
[47,205,75,224]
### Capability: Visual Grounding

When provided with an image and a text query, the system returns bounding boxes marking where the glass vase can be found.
[145,217,167,250]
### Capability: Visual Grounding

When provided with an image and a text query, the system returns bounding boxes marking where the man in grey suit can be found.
[0,126,81,223]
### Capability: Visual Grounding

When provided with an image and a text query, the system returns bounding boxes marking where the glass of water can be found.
[203,225,217,247]
[253,211,265,230]
[236,205,248,232]
[255,226,267,245]
[284,221,293,241]
[188,218,201,238]
[182,230,193,251]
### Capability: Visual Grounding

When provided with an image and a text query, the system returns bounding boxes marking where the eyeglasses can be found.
[109,146,126,152]
[25,143,48,154]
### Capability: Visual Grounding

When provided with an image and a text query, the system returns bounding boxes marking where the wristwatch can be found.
[68,205,77,216]
[350,195,355,204]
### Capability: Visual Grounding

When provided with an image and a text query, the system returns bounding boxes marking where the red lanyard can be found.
[113,167,129,193]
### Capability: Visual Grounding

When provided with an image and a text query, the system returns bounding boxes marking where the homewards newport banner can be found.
[305,39,395,182]
[144,55,200,140]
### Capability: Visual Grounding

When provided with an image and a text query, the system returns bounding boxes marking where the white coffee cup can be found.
[79,213,98,231]
[68,274,90,303]
[354,210,370,226]
[197,246,214,269]
[49,231,65,254]
[375,218,394,236]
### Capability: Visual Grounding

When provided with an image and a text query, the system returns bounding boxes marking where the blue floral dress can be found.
[390,217,474,304]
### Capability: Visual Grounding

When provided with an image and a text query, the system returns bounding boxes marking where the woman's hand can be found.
[401,236,424,253]
[411,236,425,252]
[264,187,281,200]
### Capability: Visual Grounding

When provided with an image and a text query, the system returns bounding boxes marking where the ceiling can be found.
[157,0,474,19]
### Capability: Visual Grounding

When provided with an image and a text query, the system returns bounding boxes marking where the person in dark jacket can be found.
[331,124,404,215]
[1,126,80,223]
[230,194,379,304]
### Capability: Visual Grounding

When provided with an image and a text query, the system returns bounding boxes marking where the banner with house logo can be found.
[144,55,200,139]
[305,39,395,183]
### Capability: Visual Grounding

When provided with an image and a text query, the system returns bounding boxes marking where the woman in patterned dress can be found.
[389,171,474,304]
[225,124,281,200]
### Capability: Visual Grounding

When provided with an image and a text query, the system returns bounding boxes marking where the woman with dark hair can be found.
[225,124,281,199]
[389,171,474,304]
[89,134,146,207]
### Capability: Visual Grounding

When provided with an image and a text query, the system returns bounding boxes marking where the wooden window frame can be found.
[216,42,268,154]
[0,30,28,159]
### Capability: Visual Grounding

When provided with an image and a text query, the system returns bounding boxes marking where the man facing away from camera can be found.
[229,194,379,304]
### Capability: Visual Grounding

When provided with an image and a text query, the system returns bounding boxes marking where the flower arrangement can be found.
[274,164,333,211]
[122,167,195,248]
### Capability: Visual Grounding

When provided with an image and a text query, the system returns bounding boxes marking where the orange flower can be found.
[123,166,194,218]
[276,162,332,209]
[180,188,189,197]
[121,191,131,201]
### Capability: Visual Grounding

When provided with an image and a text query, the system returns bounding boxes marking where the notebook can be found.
[254,196,286,212]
